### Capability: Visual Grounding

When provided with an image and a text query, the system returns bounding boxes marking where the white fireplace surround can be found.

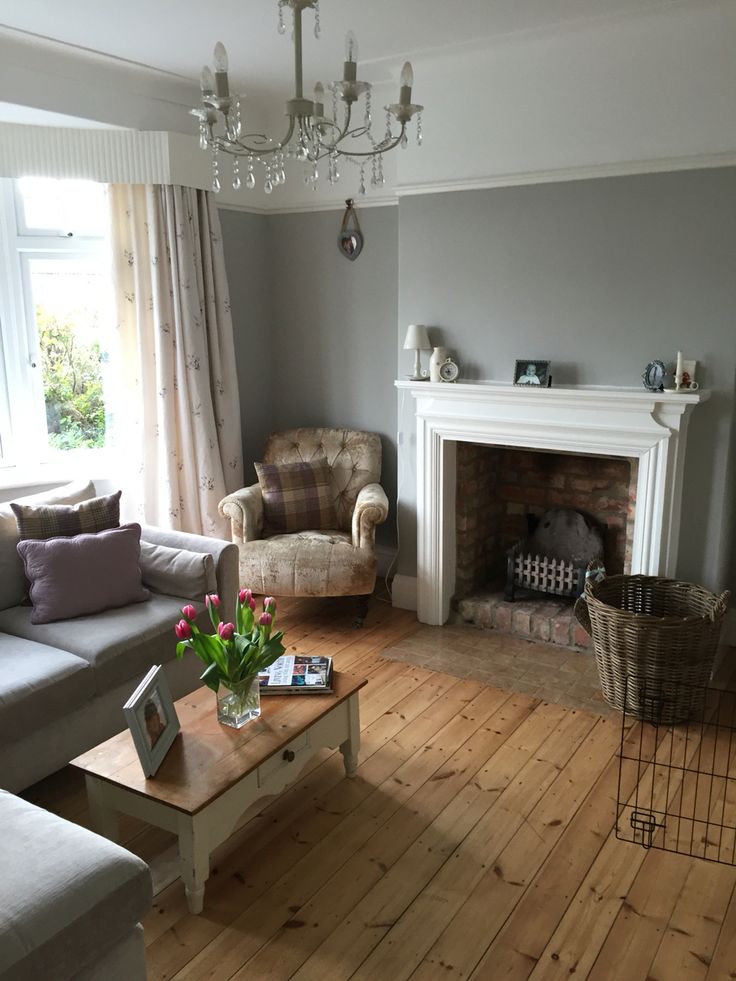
[395,380,707,625]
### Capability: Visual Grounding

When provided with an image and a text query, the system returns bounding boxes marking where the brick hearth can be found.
[453,589,591,650]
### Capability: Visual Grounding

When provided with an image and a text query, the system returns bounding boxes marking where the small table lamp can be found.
[403,324,431,381]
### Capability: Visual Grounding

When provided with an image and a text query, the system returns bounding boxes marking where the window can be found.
[0,177,114,475]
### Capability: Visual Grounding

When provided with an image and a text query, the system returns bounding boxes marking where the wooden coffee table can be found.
[72,671,366,914]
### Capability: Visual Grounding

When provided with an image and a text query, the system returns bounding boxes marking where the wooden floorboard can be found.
[24,598,736,981]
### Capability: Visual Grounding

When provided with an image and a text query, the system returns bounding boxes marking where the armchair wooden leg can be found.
[354,595,370,628]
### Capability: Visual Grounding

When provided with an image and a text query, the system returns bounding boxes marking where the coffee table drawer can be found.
[257,730,310,787]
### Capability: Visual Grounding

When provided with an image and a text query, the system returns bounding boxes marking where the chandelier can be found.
[191,0,423,196]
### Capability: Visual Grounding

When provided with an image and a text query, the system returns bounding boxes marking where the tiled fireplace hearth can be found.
[396,380,706,627]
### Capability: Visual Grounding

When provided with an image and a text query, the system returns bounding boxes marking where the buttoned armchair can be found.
[219,428,389,619]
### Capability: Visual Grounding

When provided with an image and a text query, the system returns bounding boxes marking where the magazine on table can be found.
[258,654,333,694]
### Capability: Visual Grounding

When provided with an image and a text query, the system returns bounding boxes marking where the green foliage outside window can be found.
[37,307,106,450]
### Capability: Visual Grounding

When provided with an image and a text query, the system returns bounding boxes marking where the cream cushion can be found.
[237,530,376,597]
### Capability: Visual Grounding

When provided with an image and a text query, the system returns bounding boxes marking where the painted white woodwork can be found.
[396,380,707,625]
[83,692,361,915]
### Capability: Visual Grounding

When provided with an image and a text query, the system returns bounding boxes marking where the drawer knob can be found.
[283,749,296,763]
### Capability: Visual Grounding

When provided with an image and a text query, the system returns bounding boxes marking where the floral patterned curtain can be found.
[108,184,243,537]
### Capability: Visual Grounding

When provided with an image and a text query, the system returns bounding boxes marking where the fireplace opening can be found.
[453,444,638,649]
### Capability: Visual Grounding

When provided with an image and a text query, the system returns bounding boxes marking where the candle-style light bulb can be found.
[200,65,215,96]
[212,42,230,98]
[213,42,229,72]
[345,30,358,63]
[399,61,413,106]
[343,30,359,83]
[313,81,325,119]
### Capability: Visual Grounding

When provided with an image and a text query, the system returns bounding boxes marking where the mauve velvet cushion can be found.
[16,523,150,625]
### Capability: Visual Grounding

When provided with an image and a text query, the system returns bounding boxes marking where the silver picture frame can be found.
[123,665,180,777]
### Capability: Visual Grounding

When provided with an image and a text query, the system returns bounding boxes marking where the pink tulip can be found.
[238,588,251,605]
[181,604,196,621]
[205,593,220,609]
[217,621,235,640]
[174,619,192,640]
[264,596,277,614]
[259,612,273,628]
[247,595,256,611]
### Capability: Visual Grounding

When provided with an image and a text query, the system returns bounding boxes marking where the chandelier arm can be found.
[212,116,296,156]
[303,103,353,150]
[315,123,407,159]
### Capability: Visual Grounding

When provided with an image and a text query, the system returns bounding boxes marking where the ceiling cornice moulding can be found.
[216,197,399,216]
[396,151,736,197]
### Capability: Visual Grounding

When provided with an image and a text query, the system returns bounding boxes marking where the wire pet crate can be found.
[617,676,736,865]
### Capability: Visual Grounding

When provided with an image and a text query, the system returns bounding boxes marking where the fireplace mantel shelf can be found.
[396,378,708,625]
[395,379,709,409]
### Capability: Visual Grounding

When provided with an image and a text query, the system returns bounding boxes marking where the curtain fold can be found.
[108,184,243,538]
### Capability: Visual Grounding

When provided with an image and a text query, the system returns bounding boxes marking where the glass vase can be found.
[216,675,261,729]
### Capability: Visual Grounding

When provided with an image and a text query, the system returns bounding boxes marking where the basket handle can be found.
[713,589,731,620]
[584,557,606,596]
[574,595,592,635]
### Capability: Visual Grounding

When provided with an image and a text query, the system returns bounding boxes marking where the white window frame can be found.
[0,178,112,485]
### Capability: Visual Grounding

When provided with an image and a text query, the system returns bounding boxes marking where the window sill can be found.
[0,455,113,498]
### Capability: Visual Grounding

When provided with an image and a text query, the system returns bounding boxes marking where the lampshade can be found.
[403,324,431,350]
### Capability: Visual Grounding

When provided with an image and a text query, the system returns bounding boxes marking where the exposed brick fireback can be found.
[454,444,637,648]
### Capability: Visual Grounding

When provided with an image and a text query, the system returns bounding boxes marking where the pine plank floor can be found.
[25,595,736,981]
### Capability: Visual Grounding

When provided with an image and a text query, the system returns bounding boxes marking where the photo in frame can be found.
[513,359,551,388]
[123,665,180,777]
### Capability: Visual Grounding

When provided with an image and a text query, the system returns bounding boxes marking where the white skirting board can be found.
[391,574,418,611]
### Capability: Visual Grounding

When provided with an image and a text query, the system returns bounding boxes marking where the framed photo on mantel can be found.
[513,360,551,388]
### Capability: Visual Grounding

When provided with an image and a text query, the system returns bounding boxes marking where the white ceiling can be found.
[0,0,707,99]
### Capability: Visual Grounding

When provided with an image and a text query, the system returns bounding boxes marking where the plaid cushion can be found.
[11,490,122,541]
[255,458,337,534]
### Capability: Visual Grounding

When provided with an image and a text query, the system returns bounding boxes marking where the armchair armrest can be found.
[218,484,265,544]
[352,483,389,549]
[139,525,239,621]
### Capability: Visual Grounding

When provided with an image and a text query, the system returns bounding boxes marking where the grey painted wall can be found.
[221,204,400,545]
[219,209,272,482]
[396,168,736,592]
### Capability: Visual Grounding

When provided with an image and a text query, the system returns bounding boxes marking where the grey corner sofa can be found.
[0,479,239,793]
[0,788,152,981]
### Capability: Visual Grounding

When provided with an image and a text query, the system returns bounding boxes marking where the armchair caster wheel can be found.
[354,595,370,629]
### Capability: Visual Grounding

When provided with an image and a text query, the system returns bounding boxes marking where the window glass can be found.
[27,256,113,453]
[16,177,108,237]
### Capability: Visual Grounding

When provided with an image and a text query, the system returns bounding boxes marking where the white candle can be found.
[676,351,684,388]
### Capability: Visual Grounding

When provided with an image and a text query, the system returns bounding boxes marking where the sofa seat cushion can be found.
[0,594,200,695]
[238,530,376,597]
[0,636,93,743]
[0,790,151,981]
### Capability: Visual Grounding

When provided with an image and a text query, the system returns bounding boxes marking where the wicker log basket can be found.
[575,569,730,724]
